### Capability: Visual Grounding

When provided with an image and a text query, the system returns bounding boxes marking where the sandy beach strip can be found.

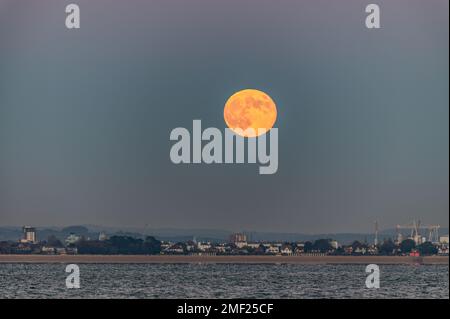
[0,255,448,264]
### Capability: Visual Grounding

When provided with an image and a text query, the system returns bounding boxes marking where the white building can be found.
[229,233,247,243]
[330,240,339,249]
[354,247,367,255]
[266,246,279,254]
[185,241,196,252]
[21,226,37,244]
[246,243,261,249]
[41,246,55,254]
[215,244,228,253]
[229,233,248,249]
[160,241,172,251]
[197,242,212,251]
[165,244,184,254]
[98,232,108,241]
[65,233,81,245]
[439,235,449,244]
[280,245,293,255]
[234,241,247,249]
[56,247,67,255]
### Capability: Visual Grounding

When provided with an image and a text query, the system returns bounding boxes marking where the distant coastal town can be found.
[0,223,448,257]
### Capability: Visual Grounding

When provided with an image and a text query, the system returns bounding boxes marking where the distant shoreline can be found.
[0,255,448,265]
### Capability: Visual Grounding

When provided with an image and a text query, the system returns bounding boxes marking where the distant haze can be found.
[1,225,448,245]
[0,0,448,233]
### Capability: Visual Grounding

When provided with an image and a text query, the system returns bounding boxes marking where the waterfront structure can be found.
[2,221,447,257]
[65,233,81,245]
[41,246,55,254]
[215,244,228,253]
[396,220,441,245]
[330,240,339,249]
[21,226,37,244]
[160,241,172,251]
[265,245,280,254]
[246,243,261,249]
[98,232,108,241]
[185,240,196,252]
[280,244,293,255]
[294,243,305,255]
[229,233,247,243]
[197,242,212,251]
[165,243,185,254]
[439,235,449,244]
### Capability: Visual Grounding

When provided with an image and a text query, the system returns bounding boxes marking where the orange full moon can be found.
[224,89,277,137]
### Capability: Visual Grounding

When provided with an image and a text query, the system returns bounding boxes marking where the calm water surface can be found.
[0,263,448,299]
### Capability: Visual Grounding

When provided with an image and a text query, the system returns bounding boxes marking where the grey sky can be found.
[0,0,448,233]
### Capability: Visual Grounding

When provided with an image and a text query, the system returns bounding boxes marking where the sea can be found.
[0,263,448,299]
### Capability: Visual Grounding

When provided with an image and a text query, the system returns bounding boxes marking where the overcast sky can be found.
[0,0,448,233]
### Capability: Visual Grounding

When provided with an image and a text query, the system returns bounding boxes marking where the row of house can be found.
[161,236,341,256]
[161,241,306,255]
[11,228,449,256]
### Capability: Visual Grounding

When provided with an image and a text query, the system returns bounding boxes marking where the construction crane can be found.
[396,220,440,244]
